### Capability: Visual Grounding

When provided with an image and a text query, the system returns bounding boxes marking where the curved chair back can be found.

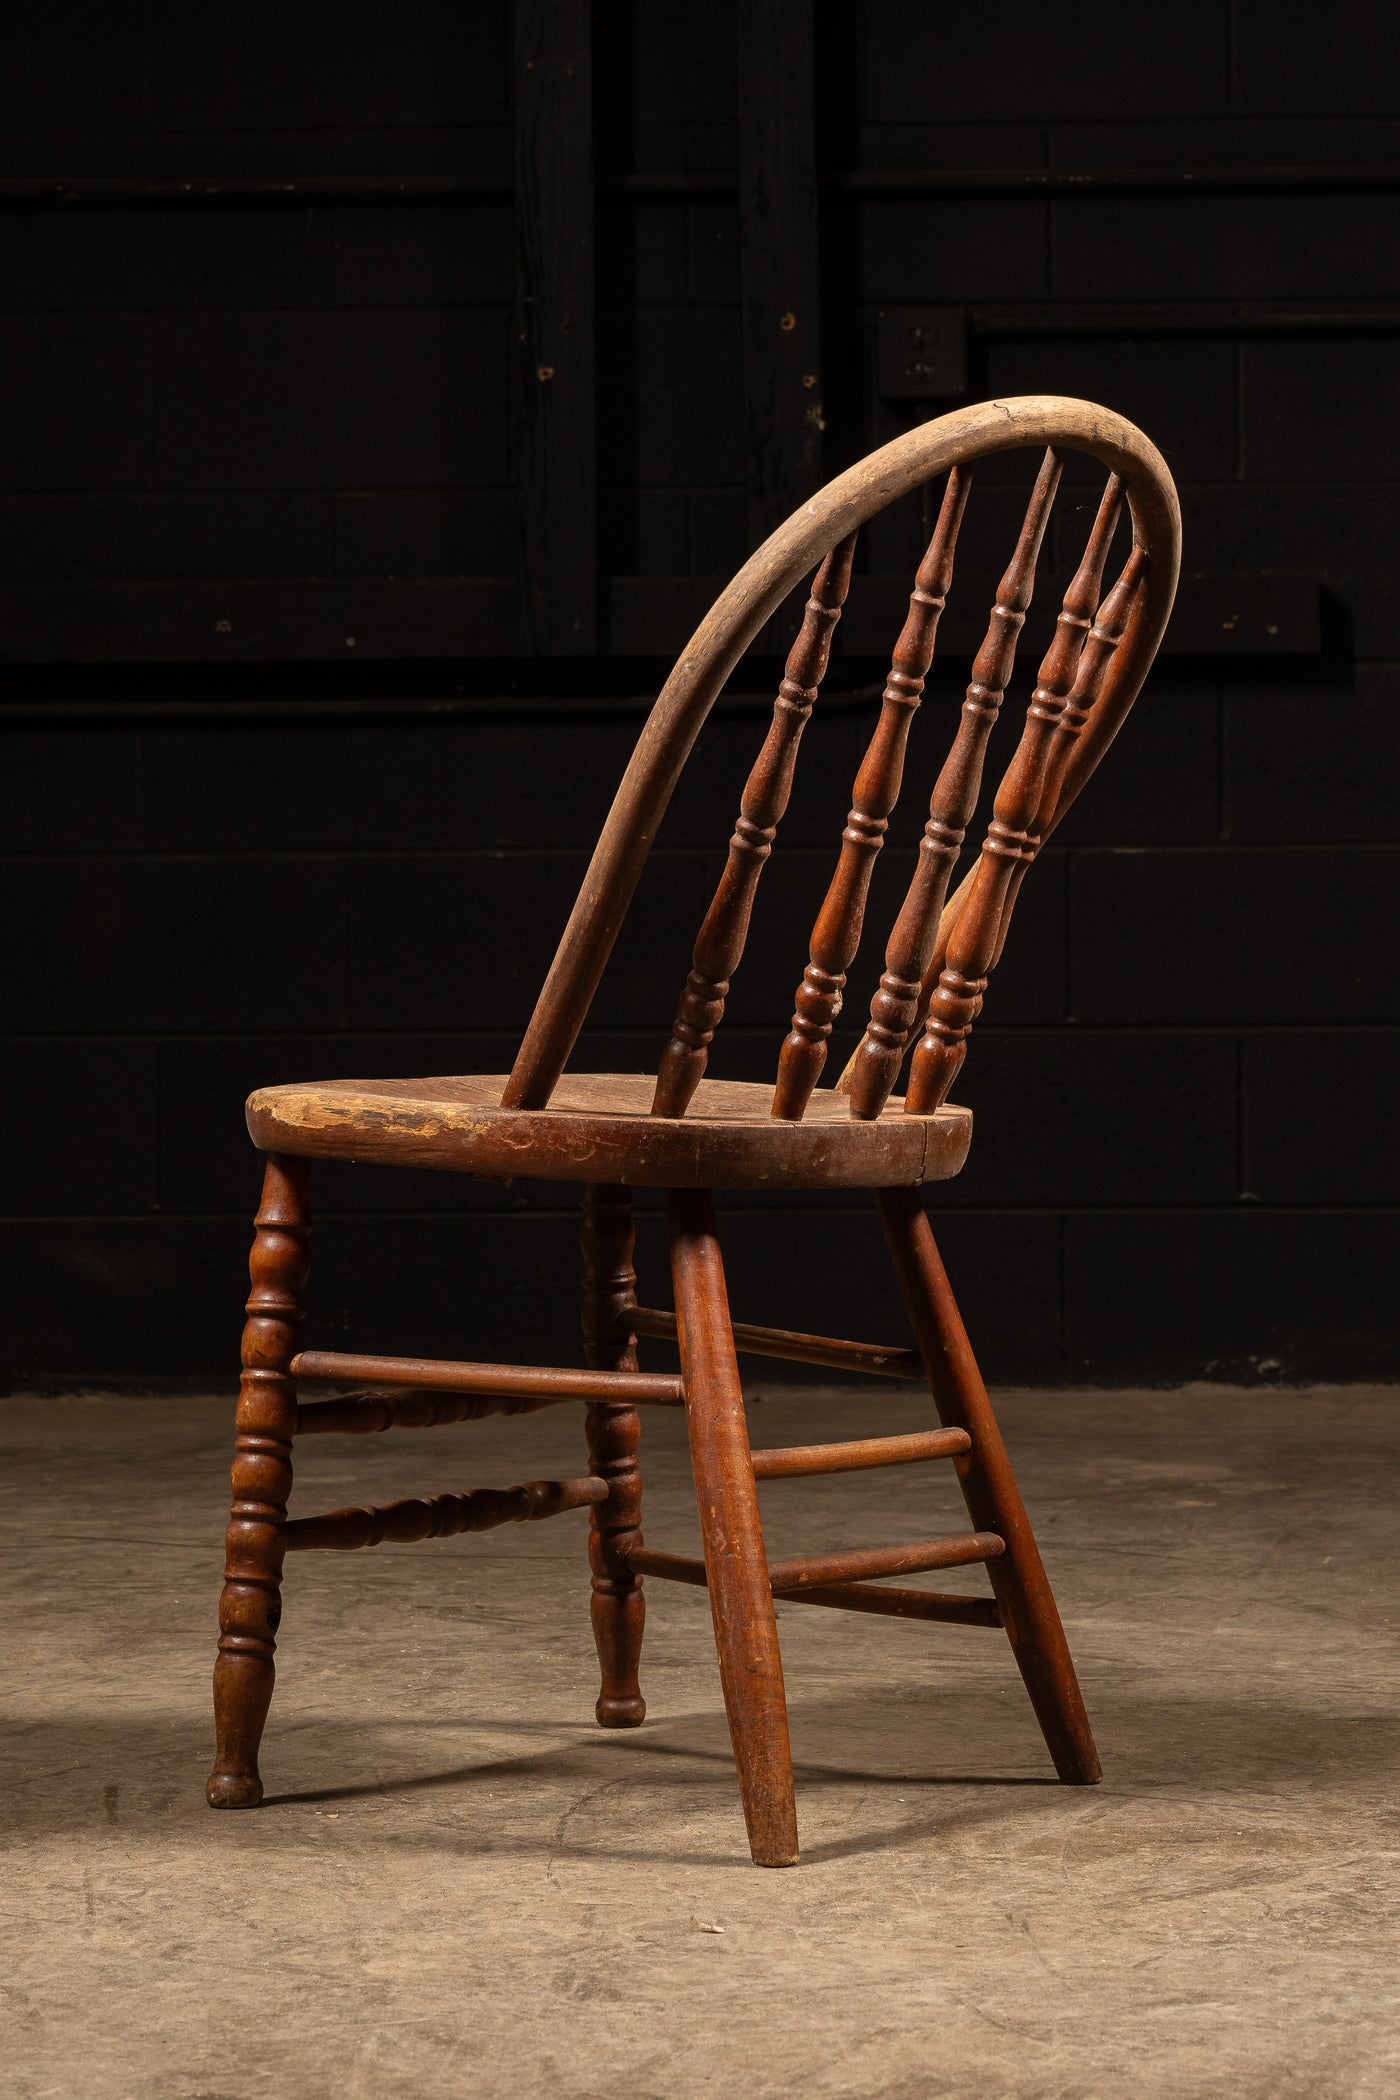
[502,396,1180,1119]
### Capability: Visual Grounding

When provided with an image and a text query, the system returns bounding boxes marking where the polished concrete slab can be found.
[2,1385,1397,2099]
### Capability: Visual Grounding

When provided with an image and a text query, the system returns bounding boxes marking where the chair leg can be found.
[580,1183,646,1727]
[207,1154,311,1808]
[875,1185,1101,1785]
[667,1187,799,1867]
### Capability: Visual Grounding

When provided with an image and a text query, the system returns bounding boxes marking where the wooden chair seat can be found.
[207,397,1182,1866]
[246,1073,973,1190]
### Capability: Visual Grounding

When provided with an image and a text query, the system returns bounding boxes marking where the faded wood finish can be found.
[877,1185,1101,1783]
[846,451,1062,1120]
[248,1072,972,1192]
[213,401,1178,1862]
[653,535,857,1118]
[207,1155,310,1810]
[580,1184,647,1727]
[772,469,971,1120]
[629,1304,924,1381]
[667,1186,798,1867]
[503,398,1178,1114]
[285,1475,606,1553]
[906,528,1144,1116]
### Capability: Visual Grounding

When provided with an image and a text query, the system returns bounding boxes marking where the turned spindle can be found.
[652,535,857,1118]
[771,468,971,1122]
[580,1183,647,1727]
[285,1475,607,1552]
[906,512,1146,1117]
[207,1154,311,1810]
[846,450,1065,1120]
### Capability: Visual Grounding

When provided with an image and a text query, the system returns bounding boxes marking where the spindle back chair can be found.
[210,396,1180,1866]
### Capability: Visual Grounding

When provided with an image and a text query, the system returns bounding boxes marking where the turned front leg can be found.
[207,1154,311,1808]
[580,1184,646,1726]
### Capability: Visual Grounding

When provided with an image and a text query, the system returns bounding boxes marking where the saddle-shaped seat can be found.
[246,1073,973,1189]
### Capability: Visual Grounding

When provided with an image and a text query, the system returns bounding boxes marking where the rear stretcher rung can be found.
[630,1307,924,1383]
[284,1474,607,1553]
[291,1348,683,1410]
[749,1427,970,1478]
[297,1387,568,1435]
[626,1531,1003,1593]
[779,1582,1002,1629]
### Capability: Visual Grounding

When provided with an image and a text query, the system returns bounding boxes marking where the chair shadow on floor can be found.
[8,1684,1397,1865]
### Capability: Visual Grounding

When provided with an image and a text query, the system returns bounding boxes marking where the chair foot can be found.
[581,1186,647,1729]
[207,1154,311,1812]
[206,1762,265,1811]
[876,1185,1102,1787]
[668,1187,800,1868]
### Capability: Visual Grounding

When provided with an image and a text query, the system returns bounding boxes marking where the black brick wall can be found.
[2,1,1398,1387]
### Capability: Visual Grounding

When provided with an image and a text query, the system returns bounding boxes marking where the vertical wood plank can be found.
[514,0,597,653]
[737,0,823,554]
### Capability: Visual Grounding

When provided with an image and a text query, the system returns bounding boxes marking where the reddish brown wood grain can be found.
[580,1183,648,1726]
[629,1303,924,1381]
[295,1387,571,1435]
[747,1426,970,1478]
[772,468,970,1120]
[653,535,857,1117]
[846,449,1062,1120]
[285,1474,607,1553]
[906,523,1144,1115]
[877,1186,1101,1783]
[207,1154,311,1810]
[667,1185,798,1866]
[291,1344,682,1406]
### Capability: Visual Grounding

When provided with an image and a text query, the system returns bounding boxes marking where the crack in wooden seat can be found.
[208,395,1180,1866]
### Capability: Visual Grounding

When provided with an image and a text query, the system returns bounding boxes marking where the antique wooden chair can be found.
[208,396,1179,1866]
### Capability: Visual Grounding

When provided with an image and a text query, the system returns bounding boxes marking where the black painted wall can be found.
[2,2,1399,1387]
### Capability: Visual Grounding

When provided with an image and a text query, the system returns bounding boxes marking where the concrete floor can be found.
[2,1385,1397,2099]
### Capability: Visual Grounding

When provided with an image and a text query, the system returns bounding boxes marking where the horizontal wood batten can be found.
[296,1387,570,1436]
[748,1428,970,1478]
[291,1348,683,1406]
[285,1475,607,1553]
[630,1306,924,1382]
[5,166,1394,209]
[0,573,1315,664]
[626,1530,1004,1592]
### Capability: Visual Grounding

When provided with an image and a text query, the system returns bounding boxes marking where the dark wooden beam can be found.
[513,0,597,653]
[736,0,823,553]
[0,574,1323,664]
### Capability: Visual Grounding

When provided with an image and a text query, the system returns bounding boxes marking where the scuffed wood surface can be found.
[247,1072,972,1190]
